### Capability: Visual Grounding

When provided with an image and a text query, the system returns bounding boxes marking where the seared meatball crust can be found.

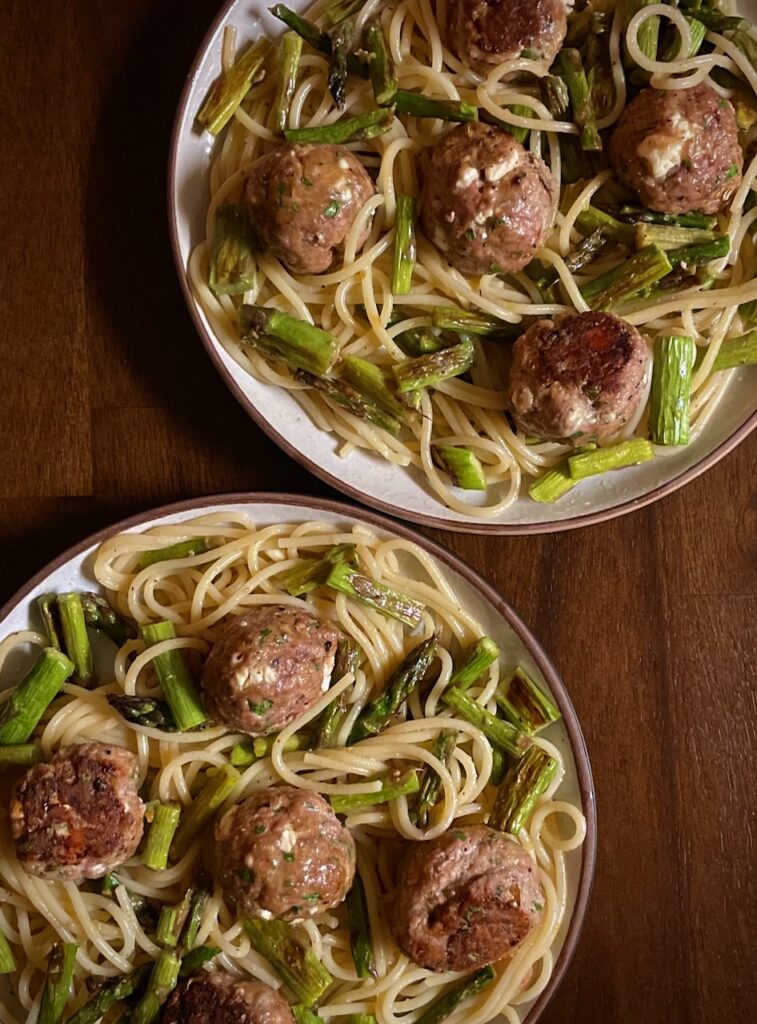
[393,825,544,972]
[10,742,144,881]
[162,970,295,1024]
[608,84,743,215]
[421,123,556,276]
[449,0,568,67]
[246,143,376,274]
[214,786,356,921]
[201,606,340,736]
[508,312,650,443]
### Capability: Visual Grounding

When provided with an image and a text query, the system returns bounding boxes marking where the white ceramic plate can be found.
[0,494,595,1022]
[168,2,757,533]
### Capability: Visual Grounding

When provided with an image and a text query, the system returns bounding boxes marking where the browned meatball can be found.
[246,143,376,274]
[162,970,294,1024]
[10,742,144,881]
[421,123,556,276]
[608,84,743,215]
[508,311,650,443]
[215,787,355,921]
[201,607,340,736]
[393,825,544,972]
[449,0,568,67]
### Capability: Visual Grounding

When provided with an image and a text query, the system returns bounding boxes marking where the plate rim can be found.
[0,490,596,1023]
[166,0,757,535]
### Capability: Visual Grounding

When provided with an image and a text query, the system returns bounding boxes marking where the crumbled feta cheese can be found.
[456,165,479,189]
[278,826,297,853]
[637,114,695,179]
[485,151,520,181]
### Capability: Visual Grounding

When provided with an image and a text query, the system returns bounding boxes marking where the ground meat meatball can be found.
[392,825,544,972]
[162,970,294,1024]
[507,311,650,443]
[608,84,743,215]
[201,607,340,736]
[421,123,556,276]
[214,787,355,921]
[10,742,144,881]
[246,143,376,274]
[448,0,568,67]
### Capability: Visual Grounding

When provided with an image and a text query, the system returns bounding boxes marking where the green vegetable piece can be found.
[330,768,420,813]
[0,742,43,767]
[431,306,519,339]
[39,942,78,1024]
[559,48,601,151]
[448,636,500,690]
[57,593,94,687]
[442,688,530,758]
[240,305,339,377]
[140,621,208,732]
[107,693,177,731]
[0,928,15,974]
[326,562,425,627]
[648,334,696,446]
[341,356,408,420]
[496,666,561,735]
[209,204,257,297]
[284,107,394,144]
[393,91,477,121]
[433,445,487,490]
[170,763,240,861]
[366,19,397,105]
[666,236,730,269]
[713,329,757,371]
[346,872,377,979]
[410,729,457,827]
[0,648,74,745]
[393,337,475,393]
[351,634,438,742]
[568,438,654,480]
[489,745,558,833]
[243,918,333,1006]
[414,965,496,1024]
[143,802,182,871]
[197,39,269,135]
[282,544,357,597]
[65,964,152,1024]
[273,32,303,133]
[295,370,403,436]
[581,245,672,310]
[179,945,220,976]
[129,949,181,1024]
[392,195,416,296]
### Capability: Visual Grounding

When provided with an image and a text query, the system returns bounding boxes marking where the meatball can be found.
[507,311,650,443]
[10,742,144,881]
[392,825,544,972]
[608,84,743,215]
[162,970,294,1024]
[421,123,556,276]
[214,786,355,920]
[202,606,340,736]
[449,0,568,67]
[246,143,376,274]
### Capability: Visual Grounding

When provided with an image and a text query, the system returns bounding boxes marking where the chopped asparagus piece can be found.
[271,5,331,52]
[431,306,519,339]
[392,194,416,296]
[57,593,94,687]
[37,594,61,650]
[240,305,339,377]
[624,0,660,69]
[107,693,178,731]
[666,236,730,269]
[634,223,715,250]
[156,889,193,948]
[252,734,304,759]
[618,207,716,230]
[496,667,561,734]
[0,929,15,974]
[528,463,577,503]
[0,648,73,744]
[325,562,424,627]
[140,622,208,732]
[243,918,332,1006]
[433,445,487,490]
[295,370,403,436]
[649,334,696,446]
[393,337,475,393]
[181,890,210,951]
[414,966,496,1024]
[678,6,749,33]
[393,91,477,121]
[293,1007,323,1024]
[730,30,757,74]
[449,636,501,690]
[366,19,397,105]
[326,0,367,25]
[349,1017,377,1024]
[330,768,420,812]
[139,539,210,569]
[130,949,181,1024]
[541,75,569,118]
[100,875,157,929]
[179,945,220,976]
[411,729,457,827]
[660,16,706,60]
[341,356,408,420]
[273,31,303,133]
[575,207,635,246]
[566,3,612,45]
[315,639,359,747]
[170,764,240,861]
[489,745,558,833]
[79,592,136,645]
[559,49,601,151]
[209,204,257,297]
[346,872,377,979]
[568,439,654,479]
[39,942,78,1024]
[282,544,357,597]
[394,326,445,356]
[197,39,269,135]
[327,19,352,109]
[442,688,530,758]
[533,230,609,298]
[143,802,182,871]
[713,329,757,370]
[65,965,152,1024]
[285,107,394,144]
[0,742,43,767]
[581,245,671,310]
[490,744,508,787]
[351,635,439,742]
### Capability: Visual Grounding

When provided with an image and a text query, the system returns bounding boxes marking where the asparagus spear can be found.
[346,872,377,979]
[660,16,706,60]
[325,562,425,627]
[392,91,477,122]
[533,230,609,297]
[143,802,182,871]
[585,18,614,120]
[170,764,240,861]
[156,889,194,948]
[295,370,403,436]
[351,635,439,742]
[393,337,475,393]
[431,306,519,340]
[395,326,446,356]
[327,19,353,109]
[392,195,416,296]
[559,49,601,151]
[139,622,208,732]
[315,637,360,748]
[411,729,457,827]
[253,734,305,759]
[490,744,508,786]
[634,223,716,250]
[100,875,157,929]
[712,329,757,370]
[79,592,137,645]
[273,31,303,133]
[284,107,394,144]
[568,438,654,479]
[618,207,716,230]
[489,745,558,833]
[678,6,749,33]
[57,593,94,687]
[566,3,612,45]
[282,544,357,596]
[130,949,181,1024]
[65,965,152,1024]
[341,356,408,420]
[179,945,220,976]
[541,75,569,118]
[581,245,672,310]
[180,889,210,951]
[730,30,757,75]
[496,666,561,734]
[107,694,178,731]
[575,207,635,246]
[38,942,78,1024]
[528,462,579,503]
[197,39,269,135]
[414,966,496,1024]
[243,918,333,1005]
[269,5,367,77]
[432,445,487,490]
[624,0,660,69]
[0,742,43,767]
[330,767,420,812]
[648,334,696,446]
[442,688,530,758]
[349,1017,377,1024]
[366,19,397,105]
[293,1008,323,1024]
[0,648,73,744]
[240,305,339,377]
[666,236,730,269]
[540,74,593,182]
[0,929,15,974]
[448,636,500,690]
[209,204,257,296]
[37,594,62,650]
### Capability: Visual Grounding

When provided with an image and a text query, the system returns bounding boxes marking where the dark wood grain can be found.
[0,2,755,1021]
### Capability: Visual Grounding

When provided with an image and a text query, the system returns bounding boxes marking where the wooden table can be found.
[1,2,755,1020]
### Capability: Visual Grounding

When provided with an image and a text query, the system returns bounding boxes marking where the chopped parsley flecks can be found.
[254,824,267,835]
[283,851,296,863]
[323,200,341,218]
[725,165,739,179]
[247,698,273,715]
[237,867,254,883]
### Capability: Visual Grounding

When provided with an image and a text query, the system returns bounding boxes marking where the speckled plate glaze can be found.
[168,1,756,534]
[0,494,595,1021]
